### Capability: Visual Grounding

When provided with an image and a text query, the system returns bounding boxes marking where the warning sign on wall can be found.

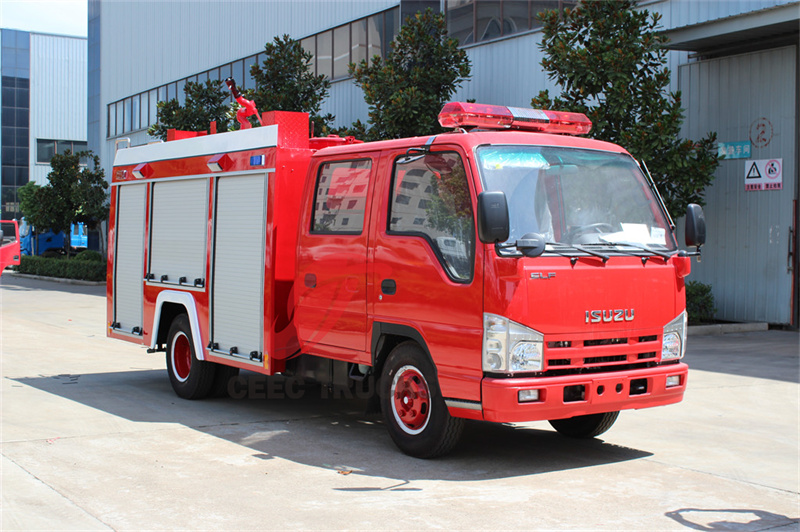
[744,158,782,191]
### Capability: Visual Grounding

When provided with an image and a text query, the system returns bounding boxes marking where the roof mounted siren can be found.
[438,102,592,135]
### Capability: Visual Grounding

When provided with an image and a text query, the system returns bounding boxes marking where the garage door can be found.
[679,45,797,324]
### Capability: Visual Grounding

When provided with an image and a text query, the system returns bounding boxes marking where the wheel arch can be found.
[370,322,435,380]
[153,291,205,361]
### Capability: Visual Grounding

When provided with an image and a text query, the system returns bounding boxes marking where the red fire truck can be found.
[108,101,706,457]
[0,220,21,275]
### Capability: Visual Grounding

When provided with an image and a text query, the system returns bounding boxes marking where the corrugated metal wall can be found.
[648,0,795,28]
[453,31,554,108]
[322,80,371,130]
[99,1,398,103]
[97,0,397,172]
[679,45,797,324]
[29,33,87,185]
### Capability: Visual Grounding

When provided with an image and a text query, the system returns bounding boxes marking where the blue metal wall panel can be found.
[679,46,797,324]
[99,0,399,104]
[29,33,87,185]
[648,0,795,29]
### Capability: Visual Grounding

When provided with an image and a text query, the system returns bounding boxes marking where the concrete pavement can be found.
[1,274,798,530]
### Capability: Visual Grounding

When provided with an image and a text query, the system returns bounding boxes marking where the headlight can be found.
[662,311,687,360]
[483,313,544,373]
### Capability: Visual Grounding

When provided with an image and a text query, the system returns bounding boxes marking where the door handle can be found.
[381,279,397,295]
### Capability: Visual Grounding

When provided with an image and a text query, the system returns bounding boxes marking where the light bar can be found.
[438,102,592,135]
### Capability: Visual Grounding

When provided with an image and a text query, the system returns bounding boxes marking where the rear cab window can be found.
[311,159,372,234]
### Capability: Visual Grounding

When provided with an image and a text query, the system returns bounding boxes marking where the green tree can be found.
[349,8,471,141]
[148,79,234,141]
[531,0,719,215]
[18,151,108,257]
[249,34,334,134]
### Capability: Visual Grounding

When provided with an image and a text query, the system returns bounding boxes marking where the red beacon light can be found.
[438,102,592,135]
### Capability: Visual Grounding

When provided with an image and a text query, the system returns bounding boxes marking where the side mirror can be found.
[477,191,510,244]
[685,203,706,247]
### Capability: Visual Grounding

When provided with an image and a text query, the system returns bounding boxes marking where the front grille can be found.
[584,354,627,364]
[541,331,663,376]
[584,337,627,346]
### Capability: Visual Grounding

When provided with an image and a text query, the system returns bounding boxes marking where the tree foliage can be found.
[18,151,108,256]
[349,8,471,141]
[531,0,719,215]
[148,79,234,141]
[249,34,333,134]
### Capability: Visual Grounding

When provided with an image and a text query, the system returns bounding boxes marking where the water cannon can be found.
[225,77,263,129]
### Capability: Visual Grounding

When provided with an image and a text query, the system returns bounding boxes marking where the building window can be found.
[445,0,577,46]
[1,29,30,219]
[36,139,88,164]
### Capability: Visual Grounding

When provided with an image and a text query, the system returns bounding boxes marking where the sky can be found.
[0,0,87,37]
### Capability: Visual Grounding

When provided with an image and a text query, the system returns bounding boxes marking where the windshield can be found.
[477,145,676,251]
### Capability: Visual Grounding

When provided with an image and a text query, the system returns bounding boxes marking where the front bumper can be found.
[481,362,688,423]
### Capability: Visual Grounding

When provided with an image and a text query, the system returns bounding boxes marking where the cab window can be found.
[389,151,475,282]
[311,159,372,234]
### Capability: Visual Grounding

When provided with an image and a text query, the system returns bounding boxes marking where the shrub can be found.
[686,281,716,324]
[74,249,103,262]
[41,248,66,259]
[17,255,106,282]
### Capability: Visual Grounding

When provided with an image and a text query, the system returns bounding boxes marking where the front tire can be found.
[166,314,216,399]
[380,342,464,458]
[549,411,619,438]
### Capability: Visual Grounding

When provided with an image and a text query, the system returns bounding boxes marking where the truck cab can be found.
[293,102,705,457]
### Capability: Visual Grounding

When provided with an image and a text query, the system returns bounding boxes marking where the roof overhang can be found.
[665,2,799,57]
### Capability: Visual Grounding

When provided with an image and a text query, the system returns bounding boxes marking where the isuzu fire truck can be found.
[108,100,706,458]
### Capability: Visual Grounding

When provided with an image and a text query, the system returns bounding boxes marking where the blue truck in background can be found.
[19,219,92,255]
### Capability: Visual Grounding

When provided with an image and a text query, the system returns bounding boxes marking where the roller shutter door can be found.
[114,183,146,333]
[149,178,208,286]
[211,173,268,358]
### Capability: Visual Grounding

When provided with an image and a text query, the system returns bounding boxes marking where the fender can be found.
[371,321,435,376]
[152,290,206,361]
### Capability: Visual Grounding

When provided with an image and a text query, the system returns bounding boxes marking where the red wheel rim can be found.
[171,332,191,382]
[391,365,431,435]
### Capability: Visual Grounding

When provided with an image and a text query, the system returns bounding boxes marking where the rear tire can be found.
[209,364,240,398]
[549,411,619,438]
[380,342,464,458]
[166,314,215,399]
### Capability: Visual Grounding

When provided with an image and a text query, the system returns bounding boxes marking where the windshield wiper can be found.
[545,241,609,263]
[498,240,610,263]
[591,241,675,261]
